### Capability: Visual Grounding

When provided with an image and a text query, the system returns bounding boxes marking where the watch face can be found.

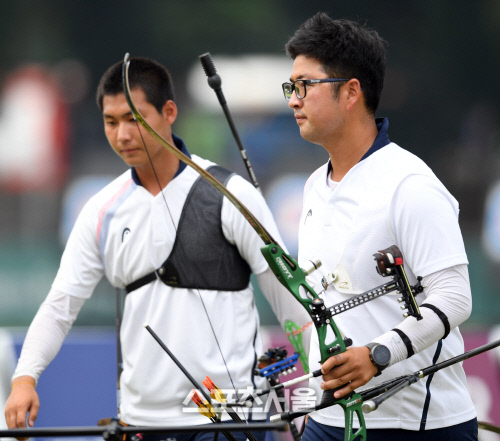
[373,344,391,366]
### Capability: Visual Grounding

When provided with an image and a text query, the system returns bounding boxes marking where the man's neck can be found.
[134,153,181,196]
[327,117,379,182]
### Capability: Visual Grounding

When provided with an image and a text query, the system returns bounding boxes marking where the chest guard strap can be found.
[126,166,251,294]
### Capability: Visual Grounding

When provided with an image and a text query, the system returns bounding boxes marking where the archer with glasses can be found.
[282,12,477,441]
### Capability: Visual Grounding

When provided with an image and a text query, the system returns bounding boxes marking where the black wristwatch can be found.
[365,342,391,376]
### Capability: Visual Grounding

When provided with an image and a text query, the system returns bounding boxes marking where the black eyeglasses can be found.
[282,78,351,101]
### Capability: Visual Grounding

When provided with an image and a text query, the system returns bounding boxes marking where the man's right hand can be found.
[4,375,39,440]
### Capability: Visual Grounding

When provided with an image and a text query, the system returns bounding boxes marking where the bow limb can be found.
[270,392,366,441]
[123,52,364,366]
[123,53,364,441]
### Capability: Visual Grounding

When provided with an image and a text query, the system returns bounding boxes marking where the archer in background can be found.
[283,12,477,441]
[4,57,310,440]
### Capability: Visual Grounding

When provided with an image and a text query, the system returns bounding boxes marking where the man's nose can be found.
[288,90,302,108]
[117,122,133,141]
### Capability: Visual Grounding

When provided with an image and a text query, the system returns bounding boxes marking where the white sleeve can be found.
[389,174,468,276]
[52,197,104,298]
[374,264,472,365]
[373,174,471,364]
[12,288,87,383]
[256,267,312,356]
[222,175,286,275]
[222,176,312,347]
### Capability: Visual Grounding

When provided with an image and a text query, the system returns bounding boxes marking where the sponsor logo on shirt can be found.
[122,228,131,242]
[304,209,312,224]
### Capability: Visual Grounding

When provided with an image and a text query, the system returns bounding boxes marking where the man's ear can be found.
[344,79,363,111]
[162,100,178,125]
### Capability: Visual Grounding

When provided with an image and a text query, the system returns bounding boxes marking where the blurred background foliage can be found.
[0,0,499,328]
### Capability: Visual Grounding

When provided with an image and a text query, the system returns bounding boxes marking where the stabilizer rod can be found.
[199,52,261,192]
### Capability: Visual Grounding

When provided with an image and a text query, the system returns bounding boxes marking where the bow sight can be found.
[263,243,424,361]
[374,245,423,320]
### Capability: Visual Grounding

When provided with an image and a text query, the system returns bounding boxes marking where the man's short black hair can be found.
[96,57,175,113]
[285,12,387,114]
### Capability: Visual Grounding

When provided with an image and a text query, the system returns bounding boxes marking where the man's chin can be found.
[120,154,146,168]
[299,133,324,148]
[299,127,317,144]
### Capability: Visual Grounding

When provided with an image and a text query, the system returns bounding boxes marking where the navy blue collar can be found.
[131,133,191,186]
[327,117,390,176]
[360,117,390,161]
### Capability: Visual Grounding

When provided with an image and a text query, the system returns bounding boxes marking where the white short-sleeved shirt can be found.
[299,143,476,430]
[48,154,288,426]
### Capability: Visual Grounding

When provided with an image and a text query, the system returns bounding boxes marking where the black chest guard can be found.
[126,166,251,294]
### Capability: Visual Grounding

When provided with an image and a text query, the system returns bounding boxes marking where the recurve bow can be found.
[122,53,423,441]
